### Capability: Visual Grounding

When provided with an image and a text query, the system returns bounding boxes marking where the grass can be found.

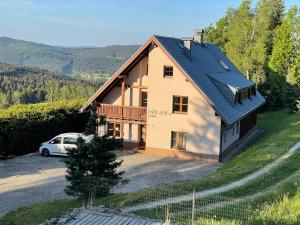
[97,109,300,208]
[0,199,83,225]
[1,109,299,225]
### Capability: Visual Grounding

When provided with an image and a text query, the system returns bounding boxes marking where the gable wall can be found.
[146,46,221,156]
[100,56,149,142]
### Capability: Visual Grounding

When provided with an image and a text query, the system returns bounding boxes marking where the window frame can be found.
[171,131,187,150]
[163,65,173,77]
[145,64,148,75]
[172,95,188,114]
[50,137,62,144]
[107,122,121,138]
[63,137,77,144]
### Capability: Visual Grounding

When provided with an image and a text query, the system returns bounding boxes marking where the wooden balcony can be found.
[97,104,147,123]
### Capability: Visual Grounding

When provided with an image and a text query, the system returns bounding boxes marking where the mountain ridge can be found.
[0,36,140,77]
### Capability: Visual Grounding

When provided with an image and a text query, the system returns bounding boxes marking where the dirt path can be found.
[200,166,300,211]
[125,142,300,212]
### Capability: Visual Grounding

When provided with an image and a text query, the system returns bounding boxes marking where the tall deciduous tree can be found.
[250,0,285,85]
[269,6,300,84]
[0,92,8,108]
[225,0,254,79]
[45,80,61,102]
[205,9,233,53]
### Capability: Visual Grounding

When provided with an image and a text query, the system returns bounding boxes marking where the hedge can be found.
[0,99,90,159]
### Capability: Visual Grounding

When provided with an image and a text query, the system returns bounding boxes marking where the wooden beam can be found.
[120,78,125,140]
[125,85,148,89]
[107,118,147,125]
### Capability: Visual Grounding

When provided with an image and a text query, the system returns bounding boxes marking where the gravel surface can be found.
[0,152,219,215]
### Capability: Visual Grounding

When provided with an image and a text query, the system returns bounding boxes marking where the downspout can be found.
[219,120,223,163]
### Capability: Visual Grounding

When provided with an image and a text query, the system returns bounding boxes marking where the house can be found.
[80,31,265,162]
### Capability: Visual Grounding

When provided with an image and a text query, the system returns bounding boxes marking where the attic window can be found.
[218,60,230,70]
[164,66,173,77]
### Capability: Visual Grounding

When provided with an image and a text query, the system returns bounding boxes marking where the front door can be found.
[139,125,146,146]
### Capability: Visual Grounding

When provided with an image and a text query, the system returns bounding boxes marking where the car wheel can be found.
[41,148,50,157]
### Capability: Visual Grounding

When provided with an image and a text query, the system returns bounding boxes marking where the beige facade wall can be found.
[100,56,149,143]
[221,122,240,151]
[146,46,221,156]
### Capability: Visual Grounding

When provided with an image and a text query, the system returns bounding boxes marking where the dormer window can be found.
[164,66,173,77]
[248,88,252,99]
[251,86,256,95]
[238,92,242,104]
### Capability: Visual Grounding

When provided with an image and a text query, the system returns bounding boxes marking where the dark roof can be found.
[154,35,265,125]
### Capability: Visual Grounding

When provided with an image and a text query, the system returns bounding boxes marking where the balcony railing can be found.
[97,104,147,121]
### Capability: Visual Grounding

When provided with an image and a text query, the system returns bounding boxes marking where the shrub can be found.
[0,99,89,159]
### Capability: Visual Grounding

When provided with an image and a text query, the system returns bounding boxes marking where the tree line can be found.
[0,63,104,108]
[205,0,300,112]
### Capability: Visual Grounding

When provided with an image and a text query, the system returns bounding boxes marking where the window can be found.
[251,86,256,96]
[164,66,173,77]
[141,91,148,107]
[171,131,187,150]
[218,59,230,70]
[248,88,252,99]
[238,92,242,104]
[108,122,120,137]
[173,96,188,113]
[50,137,62,144]
[63,137,77,144]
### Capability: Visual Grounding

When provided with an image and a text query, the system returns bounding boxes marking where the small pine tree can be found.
[65,106,124,207]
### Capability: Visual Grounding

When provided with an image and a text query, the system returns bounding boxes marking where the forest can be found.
[0,63,104,108]
[205,0,300,112]
[0,37,139,76]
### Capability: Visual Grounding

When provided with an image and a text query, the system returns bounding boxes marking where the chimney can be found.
[182,37,193,60]
[193,29,205,45]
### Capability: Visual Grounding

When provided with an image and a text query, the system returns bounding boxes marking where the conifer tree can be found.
[65,106,124,207]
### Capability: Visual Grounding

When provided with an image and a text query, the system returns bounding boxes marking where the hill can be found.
[0,37,139,78]
[0,63,103,107]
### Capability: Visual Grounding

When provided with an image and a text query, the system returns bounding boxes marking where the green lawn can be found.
[1,109,299,225]
[98,109,300,208]
[0,199,83,225]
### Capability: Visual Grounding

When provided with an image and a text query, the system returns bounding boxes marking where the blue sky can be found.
[0,0,298,47]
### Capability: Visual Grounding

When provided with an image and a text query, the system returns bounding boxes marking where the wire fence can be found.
[0,182,255,225]
[129,188,254,225]
[0,173,256,225]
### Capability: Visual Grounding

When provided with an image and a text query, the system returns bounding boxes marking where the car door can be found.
[62,137,78,154]
[48,137,64,154]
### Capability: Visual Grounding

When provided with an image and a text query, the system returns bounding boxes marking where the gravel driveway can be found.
[0,152,219,215]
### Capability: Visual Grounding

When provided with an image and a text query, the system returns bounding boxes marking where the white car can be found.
[39,133,93,157]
